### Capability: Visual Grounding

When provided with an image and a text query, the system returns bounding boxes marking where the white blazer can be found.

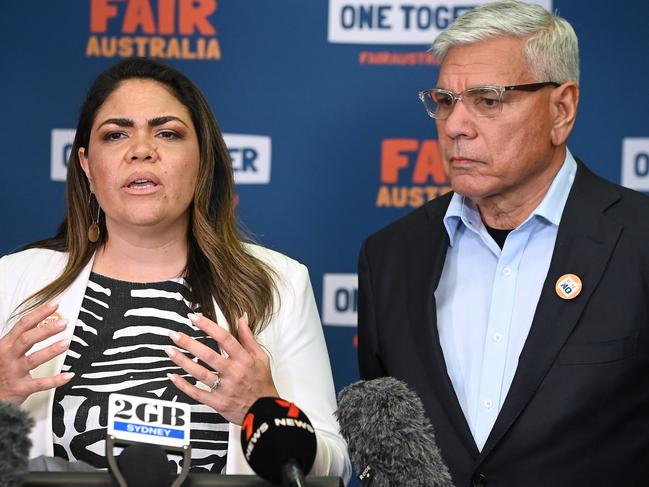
[0,245,351,483]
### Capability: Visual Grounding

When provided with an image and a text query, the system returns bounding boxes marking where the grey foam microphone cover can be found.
[337,377,453,487]
[0,401,34,487]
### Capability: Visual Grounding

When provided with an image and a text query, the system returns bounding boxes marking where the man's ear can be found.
[79,147,94,192]
[550,82,579,146]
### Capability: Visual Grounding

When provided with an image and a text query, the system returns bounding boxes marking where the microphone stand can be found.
[281,459,307,487]
[106,435,191,487]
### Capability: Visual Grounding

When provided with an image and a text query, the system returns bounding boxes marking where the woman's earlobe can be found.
[78,147,92,186]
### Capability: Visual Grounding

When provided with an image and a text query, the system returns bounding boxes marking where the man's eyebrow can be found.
[96,116,189,129]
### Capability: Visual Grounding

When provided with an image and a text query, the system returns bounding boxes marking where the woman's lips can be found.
[128,179,155,189]
[122,179,161,195]
[122,173,162,194]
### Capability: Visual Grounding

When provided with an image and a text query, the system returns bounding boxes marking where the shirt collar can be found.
[442,150,578,247]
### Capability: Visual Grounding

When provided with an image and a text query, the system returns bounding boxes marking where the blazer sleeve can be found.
[257,258,351,483]
[226,252,352,485]
[358,237,386,380]
[0,255,10,335]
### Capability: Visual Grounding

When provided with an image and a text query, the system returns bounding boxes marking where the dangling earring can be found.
[87,193,101,243]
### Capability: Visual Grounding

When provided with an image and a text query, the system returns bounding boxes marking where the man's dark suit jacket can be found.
[358,162,649,487]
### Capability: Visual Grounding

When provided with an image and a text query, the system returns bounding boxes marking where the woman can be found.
[0,58,350,480]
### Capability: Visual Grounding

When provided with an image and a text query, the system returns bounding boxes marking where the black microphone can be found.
[115,443,174,487]
[337,377,453,487]
[240,397,317,486]
[0,401,34,487]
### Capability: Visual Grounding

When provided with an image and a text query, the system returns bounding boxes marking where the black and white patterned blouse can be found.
[52,272,228,473]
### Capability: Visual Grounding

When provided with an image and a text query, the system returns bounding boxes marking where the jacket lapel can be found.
[26,253,96,458]
[478,163,622,461]
[407,195,480,457]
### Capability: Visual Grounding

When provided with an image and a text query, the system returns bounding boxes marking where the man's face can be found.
[435,36,560,204]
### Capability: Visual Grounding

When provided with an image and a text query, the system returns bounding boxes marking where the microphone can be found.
[0,401,34,487]
[116,443,173,487]
[240,397,317,486]
[106,393,192,487]
[337,377,453,487]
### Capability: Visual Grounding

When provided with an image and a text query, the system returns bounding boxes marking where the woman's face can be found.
[79,78,200,237]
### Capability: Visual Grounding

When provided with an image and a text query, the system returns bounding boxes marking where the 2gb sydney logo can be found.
[107,393,191,448]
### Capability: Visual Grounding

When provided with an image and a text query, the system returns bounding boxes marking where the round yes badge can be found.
[555,274,583,300]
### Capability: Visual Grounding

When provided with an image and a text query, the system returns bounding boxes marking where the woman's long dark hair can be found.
[19,58,277,337]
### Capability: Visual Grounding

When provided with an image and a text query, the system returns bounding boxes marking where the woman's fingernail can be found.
[63,372,75,380]
[58,339,71,350]
[168,330,180,341]
[165,346,177,358]
[48,300,60,309]
[167,373,177,383]
[187,313,200,322]
[55,319,69,329]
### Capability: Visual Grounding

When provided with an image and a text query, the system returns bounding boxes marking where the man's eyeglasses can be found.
[418,82,560,120]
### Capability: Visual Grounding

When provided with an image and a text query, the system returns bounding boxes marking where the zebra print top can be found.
[52,272,228,473]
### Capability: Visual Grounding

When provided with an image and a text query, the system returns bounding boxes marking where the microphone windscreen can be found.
[337,377,453,487]
[240,397,317,484]
[0,401,34,487]
[116,443,174,487]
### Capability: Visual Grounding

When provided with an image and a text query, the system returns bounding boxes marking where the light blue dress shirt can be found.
[434,151,577,451]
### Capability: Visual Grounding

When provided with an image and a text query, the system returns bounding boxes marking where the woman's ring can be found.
[209,372,221,391]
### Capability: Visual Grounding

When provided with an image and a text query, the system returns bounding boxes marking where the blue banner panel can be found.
[2,2,648,484]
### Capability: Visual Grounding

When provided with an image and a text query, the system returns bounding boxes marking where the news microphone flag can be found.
[241,397,317,485]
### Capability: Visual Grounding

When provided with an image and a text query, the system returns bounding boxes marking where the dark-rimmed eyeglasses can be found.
[418,82,560,120]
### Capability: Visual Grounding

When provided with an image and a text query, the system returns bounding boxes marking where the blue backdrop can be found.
[1,1,649,480]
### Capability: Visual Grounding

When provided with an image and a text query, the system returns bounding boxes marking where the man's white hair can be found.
[432,0,579,84]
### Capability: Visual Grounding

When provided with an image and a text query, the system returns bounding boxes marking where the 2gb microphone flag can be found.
[107,393,192,449]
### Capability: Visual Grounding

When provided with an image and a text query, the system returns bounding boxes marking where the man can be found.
[358,1,649,486]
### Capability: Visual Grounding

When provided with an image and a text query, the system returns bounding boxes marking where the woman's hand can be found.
[0,302,73,404]
[165,312,278,425]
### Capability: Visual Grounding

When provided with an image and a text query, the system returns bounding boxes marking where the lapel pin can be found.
[555,274,582,300]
